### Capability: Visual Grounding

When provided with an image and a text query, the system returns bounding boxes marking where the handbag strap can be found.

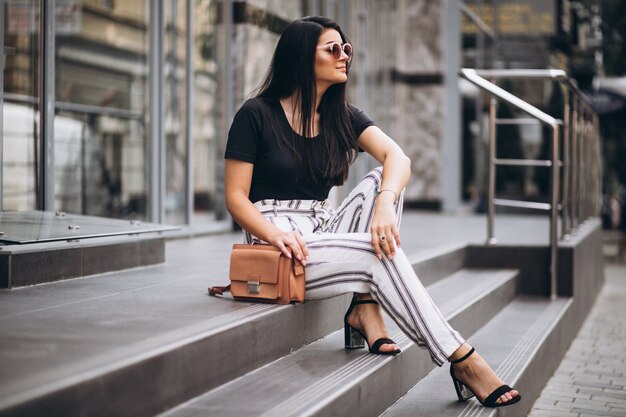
[208,284,231,296]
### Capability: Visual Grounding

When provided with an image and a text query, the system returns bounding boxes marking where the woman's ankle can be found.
[449,343,473,363]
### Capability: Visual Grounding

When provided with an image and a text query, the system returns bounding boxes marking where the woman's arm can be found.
[357,125,411,259]
[225,159,309,264]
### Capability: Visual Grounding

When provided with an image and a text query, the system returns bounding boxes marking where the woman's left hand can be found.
[370,196,401,260]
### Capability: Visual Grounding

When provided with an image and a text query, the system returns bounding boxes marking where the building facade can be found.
[1,0,601,227]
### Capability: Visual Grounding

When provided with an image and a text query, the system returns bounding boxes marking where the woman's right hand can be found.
[267,230,309,265]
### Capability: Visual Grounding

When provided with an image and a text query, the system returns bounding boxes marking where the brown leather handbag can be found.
[208,244,305,304]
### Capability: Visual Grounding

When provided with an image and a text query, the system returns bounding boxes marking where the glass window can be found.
[192,0,224,224]
[54,0,150,219]
[2,0,41,211]
[164,0,187,225]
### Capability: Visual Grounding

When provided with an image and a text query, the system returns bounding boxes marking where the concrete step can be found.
[159,268,518,417]
[0,235,166,288]
[0,211,179,288]
[0,242,468,417]
[379,296,572,417]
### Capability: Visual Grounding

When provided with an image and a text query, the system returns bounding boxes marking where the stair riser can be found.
[447,276,518,338]
[0,296,349,417]
[307,273,518,417]
[0,237,165,288]
[310,352,433,417]
[412,246,466,287]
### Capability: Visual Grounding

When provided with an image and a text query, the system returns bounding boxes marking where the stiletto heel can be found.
[343,297,401,355]
[449,347,521,408]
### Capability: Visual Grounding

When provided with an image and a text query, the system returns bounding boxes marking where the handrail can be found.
[470,69,568,80]
[460,69,560,127]
[465,67,602,234]
[460,68,602,300]
[469,68,597,115]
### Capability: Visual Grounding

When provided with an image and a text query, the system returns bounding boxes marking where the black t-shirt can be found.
[225,97,375,202]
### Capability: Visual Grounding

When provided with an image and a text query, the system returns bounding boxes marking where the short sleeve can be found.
[348,104,375,138]
[348,104,375,153]
[224,99,263,163]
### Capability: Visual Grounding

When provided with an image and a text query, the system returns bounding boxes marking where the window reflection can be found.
[3,0,41,211]
[164,0,187,225]
[193,0,222,223]
[54,0,150,219]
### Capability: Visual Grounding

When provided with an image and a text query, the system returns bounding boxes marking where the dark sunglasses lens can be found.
[331,43,342,59]
[343,44,353,59]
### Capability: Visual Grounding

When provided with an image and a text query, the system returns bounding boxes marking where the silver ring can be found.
[380,235,386,241]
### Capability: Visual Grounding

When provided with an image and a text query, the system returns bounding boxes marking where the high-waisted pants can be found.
[245,167,465,366]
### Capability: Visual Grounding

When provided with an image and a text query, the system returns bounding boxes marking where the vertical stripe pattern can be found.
[247,167,464,365]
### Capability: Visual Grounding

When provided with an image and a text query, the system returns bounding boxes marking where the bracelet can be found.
[377,188,398,204]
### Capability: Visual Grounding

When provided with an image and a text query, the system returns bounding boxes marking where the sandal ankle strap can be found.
[450,347,475,364]
[354,299,379,306]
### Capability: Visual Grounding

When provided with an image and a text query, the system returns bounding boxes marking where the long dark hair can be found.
[255,16,358,186]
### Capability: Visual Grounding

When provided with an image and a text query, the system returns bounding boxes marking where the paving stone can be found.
[546,393,587,402]
[572,398,610,408]
[572,409,623,417]
[547,395,576,403]
[534,398,559,406]
[574,381,623,390]
[590,392,626,401]
[534,402,580,412]
[528,410,578,417]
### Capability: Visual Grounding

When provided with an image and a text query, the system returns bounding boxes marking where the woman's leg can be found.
[308,168,519,404]
[303,232,519,405]
[303,232,464,365]
[316,167,405,354]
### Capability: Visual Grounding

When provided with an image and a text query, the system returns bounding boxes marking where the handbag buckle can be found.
[247,280,260,294]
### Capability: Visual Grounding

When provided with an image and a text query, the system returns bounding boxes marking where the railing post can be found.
[561,88,571,239]
[571,99,580,229]
[580,108,584,222]
[487,97,498,245]
[550,124,560,300]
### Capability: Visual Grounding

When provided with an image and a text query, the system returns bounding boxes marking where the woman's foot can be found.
[345,294,399,354]
[449,344,520,406]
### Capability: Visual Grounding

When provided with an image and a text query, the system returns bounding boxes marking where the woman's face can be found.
[314,29,350,87]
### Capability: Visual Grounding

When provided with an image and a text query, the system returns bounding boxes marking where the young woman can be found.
[224,16,521,408]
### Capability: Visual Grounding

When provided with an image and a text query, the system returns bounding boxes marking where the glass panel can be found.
[0,210,177,244]
[164,0,187,225]
[3,0,41,210]
[192,0,222,224]
[54,0,150,219]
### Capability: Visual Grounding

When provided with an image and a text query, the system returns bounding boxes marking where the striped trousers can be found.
[246,167,464,365]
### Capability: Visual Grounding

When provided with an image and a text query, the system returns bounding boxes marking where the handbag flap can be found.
[230,248,282,284]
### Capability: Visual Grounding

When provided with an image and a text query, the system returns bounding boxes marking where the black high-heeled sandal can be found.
[343,298,401,355]
[449,347,522,408]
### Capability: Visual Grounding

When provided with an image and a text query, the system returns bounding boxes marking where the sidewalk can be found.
[527,262,626,417]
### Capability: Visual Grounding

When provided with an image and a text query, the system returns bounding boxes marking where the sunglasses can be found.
[321,42,353,62]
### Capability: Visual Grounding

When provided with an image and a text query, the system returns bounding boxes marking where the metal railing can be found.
[460,68,602,299]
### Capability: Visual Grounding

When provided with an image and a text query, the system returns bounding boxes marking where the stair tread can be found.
[380,296,571,417]
[0,272,285,403]
[160,268,519,417]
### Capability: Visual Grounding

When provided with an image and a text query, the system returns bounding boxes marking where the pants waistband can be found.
[253,199,331,211]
